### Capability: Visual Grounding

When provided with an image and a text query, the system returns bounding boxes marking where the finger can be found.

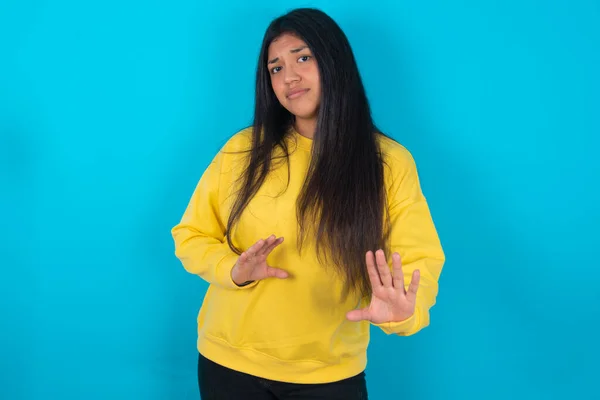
[246,238,267,260]
[238,251,250,267]
[376,249,392,287]
[346,308,371,322]
[256,235,277,256]
[266,266,289,279]
[406,269,420,302]
[259,236,284,257]
[365,251,382,288]
[391,252,405,291]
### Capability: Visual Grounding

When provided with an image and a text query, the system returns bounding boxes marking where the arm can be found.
[171,146,257,290]
[373,150,445,336]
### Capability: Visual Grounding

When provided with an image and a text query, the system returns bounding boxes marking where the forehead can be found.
[267,33,308,56]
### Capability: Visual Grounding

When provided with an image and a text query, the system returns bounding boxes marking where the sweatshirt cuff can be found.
[372,313,418,335]
[215,252,260,289]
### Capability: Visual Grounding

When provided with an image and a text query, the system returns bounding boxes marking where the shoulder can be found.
[220,126,254,153]
[376,133,418,175]
[376,133,425,204]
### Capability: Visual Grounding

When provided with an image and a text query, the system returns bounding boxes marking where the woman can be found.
[172,7,445,399]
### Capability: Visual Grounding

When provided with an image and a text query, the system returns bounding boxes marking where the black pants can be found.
[198,353,369,399]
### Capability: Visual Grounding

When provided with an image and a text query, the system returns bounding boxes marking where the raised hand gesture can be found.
[346,250,420,324]
[231,235,289,286]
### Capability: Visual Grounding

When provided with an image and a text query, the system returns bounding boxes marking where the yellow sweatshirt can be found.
[171,128,445,384]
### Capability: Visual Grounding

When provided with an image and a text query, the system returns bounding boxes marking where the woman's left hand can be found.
[346,250,420,324]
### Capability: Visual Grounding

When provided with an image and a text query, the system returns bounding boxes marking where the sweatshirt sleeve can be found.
[372,147,446,336]
[171,142,258,290]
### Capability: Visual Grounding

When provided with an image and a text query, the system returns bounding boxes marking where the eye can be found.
[298,55,311,63]
[271,66,282,74]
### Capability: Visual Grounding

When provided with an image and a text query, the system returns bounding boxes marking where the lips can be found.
[286,88,309,99]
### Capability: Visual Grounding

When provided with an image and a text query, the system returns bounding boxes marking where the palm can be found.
[231,235,289,285]
[248,259,275,281]
[347,250,420,324]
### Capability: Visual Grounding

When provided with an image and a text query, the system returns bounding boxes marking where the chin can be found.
[287,105,318,120]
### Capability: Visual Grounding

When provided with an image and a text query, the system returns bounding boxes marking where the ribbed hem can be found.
[197,333,366,384]
[287,128,313,152]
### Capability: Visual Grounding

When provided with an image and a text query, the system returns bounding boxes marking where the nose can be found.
[284,65,300,84]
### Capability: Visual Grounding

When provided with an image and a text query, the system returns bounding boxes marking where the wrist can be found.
[389,310,415,323]
[230,266,253,287]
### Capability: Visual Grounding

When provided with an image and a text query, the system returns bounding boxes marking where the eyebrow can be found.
[268,46,309,65]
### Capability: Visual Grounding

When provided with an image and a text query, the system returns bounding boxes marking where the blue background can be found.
[1,0,598,399]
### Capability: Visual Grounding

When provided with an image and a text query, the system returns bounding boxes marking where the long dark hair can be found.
[226,7,393,300]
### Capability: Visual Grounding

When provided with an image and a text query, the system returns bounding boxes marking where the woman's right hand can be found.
[230,235,288,286]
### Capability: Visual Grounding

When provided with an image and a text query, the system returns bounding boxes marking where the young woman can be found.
[172,7,445,400]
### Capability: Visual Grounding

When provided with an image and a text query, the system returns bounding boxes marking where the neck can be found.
[294,117,317,139]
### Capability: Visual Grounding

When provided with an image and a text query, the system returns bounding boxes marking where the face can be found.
[267,33,321,122]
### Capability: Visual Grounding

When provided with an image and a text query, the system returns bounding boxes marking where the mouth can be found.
[286,88,309,99]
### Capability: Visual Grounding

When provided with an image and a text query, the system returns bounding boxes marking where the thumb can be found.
[346,308,371,322]
[266,266,289,279]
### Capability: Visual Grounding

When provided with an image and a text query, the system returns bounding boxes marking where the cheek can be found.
[308,61,318,76]
[307,68,320,93]
[270,77,286,101]
[308,73,320,97]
